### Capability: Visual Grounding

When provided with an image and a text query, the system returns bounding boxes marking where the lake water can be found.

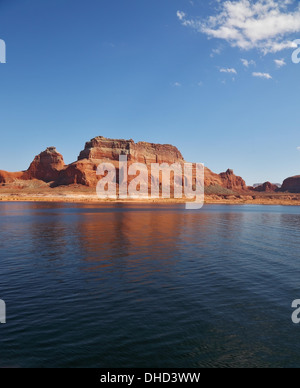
[0,202,300,368]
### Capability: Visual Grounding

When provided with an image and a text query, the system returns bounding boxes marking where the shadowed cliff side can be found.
[281,176,300,193]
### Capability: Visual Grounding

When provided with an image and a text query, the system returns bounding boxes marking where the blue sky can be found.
[0,0,300,185]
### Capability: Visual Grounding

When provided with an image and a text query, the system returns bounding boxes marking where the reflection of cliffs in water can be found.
[1,202,300,367]
[76,207,186,278]
[17,204,250,285]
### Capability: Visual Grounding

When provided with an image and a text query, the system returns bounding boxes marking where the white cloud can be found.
[220,68,237,74]
[252,72,272,79]
[172,82,182,87]
[297,146,300,151]
[241,58,256,67]
[274,58,286,67]
[197,81,203,86]
[176,11,186,21]
[177,1,300,53]
[210,47,222,57]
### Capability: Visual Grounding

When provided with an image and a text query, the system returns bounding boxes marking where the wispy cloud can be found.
[176,11,186,21]
[297,146,300,151]
[252,72,272,79]
[220,68,237,74]
[241,58,256,67]
[210,47,222,57]
[177,1,300,54]
[172,82,182,87]
[274,58,286,67]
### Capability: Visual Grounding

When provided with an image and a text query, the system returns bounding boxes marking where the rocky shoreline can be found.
[1,189,300,206]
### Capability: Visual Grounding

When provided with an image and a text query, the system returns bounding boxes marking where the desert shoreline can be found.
[1,194,300,206]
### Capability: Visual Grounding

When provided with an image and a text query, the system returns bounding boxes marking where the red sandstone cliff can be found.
[219,169,247,191]
[53,136,185,187]
[0,170,25,184]
[78,136,184,164]
[27,147,65,182]
[0,136,248,193]
[253,182,279,192]
[281,176,300,193]
[0,147,65,184]
[203,168,247,192]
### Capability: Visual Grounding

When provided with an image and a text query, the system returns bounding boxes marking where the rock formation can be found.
[27,147,65,182]
[0,136,248,194]
[0,170,25,184]
[78,136,184,164]
[53,136,185,187]
[0,147,65,184]
[203,167,247,192]
[281,176,300,193]
[219,169,247,191]
[254,181,279,192]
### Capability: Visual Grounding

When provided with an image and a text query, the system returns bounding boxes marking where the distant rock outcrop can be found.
[204,168,247,192]
[281,176,300,193]
[219,169,247,191]
[254,181,279,192]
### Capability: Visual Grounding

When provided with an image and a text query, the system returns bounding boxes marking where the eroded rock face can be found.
[281,176,300,193]
[78,136,184,164]
[0,136,248,192]
[27,147,65,182]
[254,182,279,192]
[53,159,99,187]
[55,137,185,187]
[219,169,247,191]
[0,170,25,184]
[59,137,247,191]
[203,168,247,192]
[0,147,64,184]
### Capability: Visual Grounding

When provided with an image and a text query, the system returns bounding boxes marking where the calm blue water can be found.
[0,202,300,367]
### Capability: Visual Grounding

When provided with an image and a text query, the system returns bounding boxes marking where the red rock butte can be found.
[281,176,300,193]
[0,135,297,195]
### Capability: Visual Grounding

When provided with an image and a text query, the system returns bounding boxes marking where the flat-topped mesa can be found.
[27,147,65,182]
[77,136,184,164]
[0,137,249,193]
